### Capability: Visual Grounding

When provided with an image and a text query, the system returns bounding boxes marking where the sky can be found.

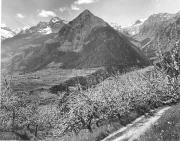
[1,0,180,29]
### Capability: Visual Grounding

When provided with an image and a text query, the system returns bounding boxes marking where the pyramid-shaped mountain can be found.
[65,26,148,68]
[58,9,148,68]
[57,9,109,52]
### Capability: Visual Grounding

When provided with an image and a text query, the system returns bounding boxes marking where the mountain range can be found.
[2,10,180,73]
[111,11,180,60]
[22,17,66,35]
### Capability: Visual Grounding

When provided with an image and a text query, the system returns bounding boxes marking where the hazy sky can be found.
[1,0,180,29]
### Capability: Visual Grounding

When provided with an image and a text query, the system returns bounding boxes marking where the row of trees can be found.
[0,75,41,139]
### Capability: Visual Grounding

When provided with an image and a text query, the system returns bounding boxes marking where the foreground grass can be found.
[54,122,122,141]
[139,103,180,141]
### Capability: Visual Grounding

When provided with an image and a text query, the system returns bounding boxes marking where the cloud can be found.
[74,0,97,5]
[70,0,96,11]
[38,10,56,17]
[16,13,25,18]
[71,5,80,11]
[59,5,80,12]
[1,23,6,27]
[59,7,68,12]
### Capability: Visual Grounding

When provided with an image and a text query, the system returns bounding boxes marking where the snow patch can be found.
[51,17,60,23]
[39,27,52,34]
[1,28,16,39]
[123,21,143,35]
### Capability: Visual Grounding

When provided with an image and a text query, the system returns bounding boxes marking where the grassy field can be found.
[6,67,101,91]
[139,103,180,141]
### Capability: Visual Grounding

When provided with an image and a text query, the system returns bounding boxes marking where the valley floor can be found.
[102,103,180,141]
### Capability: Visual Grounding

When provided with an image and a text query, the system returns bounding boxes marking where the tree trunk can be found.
[96,121,100,127]
[117,113,121,121]
[12,109,15,131]
[87,124,93,133]
[73,129,78,135]
[35,125,38,137]
[80,117,86,127]
[87,119,93,133]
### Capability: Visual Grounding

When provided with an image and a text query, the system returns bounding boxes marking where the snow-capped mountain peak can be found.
[134,20,142,25]
[122,19,145,35]
[39,27,52,34]
[17,17,65,35]
[1,25,17,40]
[110,22,122,31]
[50,17,61,24]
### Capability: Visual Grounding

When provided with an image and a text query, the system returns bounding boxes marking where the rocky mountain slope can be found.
[1,17,66,72]
[66,25,147,69]
[123,12,180,60]
[153,12,180,52]
[140,12,180,60]
[2,16,65,50]
[57,10,109,52]
[135,13,173,41]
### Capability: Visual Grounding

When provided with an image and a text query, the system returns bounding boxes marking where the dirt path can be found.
[102,106,170,141]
